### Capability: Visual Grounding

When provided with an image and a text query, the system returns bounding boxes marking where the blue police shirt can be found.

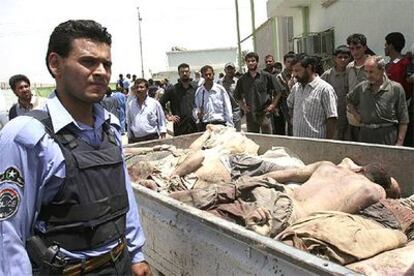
[0,93,145,275]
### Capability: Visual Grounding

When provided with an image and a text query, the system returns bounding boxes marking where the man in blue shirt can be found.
[0,20,151,275]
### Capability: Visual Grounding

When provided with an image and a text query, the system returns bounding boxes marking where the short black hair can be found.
[200,65,214,75]
[9,74,30,91]
[274,62,283,70]
[46,20,112,78]
[245,52,259,62]
[265,54,274,60]
[178,63,190,71]
[291,54,319,73]
[347,33,367,46]
[333,45,351,56]
[362,162,391,189]
[135,78,149,88]
[385,32,406,52]
[283,52,296,62]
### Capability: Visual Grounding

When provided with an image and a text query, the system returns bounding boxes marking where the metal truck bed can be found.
[130,133,414,275]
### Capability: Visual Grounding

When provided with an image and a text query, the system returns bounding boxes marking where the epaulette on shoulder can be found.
[14,117,47,149]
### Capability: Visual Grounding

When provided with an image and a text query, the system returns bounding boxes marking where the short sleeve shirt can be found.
[347,78,409,125]
[234,70,279,115]
[287,76,338,138]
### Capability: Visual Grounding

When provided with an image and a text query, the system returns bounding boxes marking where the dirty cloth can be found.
[347,241,414,275]
[126,146,198,193]
[194,148,232,185]
[170,177,298,237]
[277,211,407,265]
[190,125,260,155]
[230,147,305,180]
[359,198,414,240]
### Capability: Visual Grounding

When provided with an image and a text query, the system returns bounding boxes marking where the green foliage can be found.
[35,87,54,97]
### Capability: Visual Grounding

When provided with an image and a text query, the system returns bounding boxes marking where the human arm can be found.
[0,118,65,275]
[262,161,333,183]
[396,124,408,146]
[286,86,295,124]
[193,87,205,121]
[123,164,147,265]
[346,86,362,123]
[321,84,338,139]
[266,75,282,113]
[395,86,410,146]
[126,101,134,138]
[325,117,337,139]
[159,88,180,123]
[234,78,250,113]
[155,102,167,139]
[221,86,234,127]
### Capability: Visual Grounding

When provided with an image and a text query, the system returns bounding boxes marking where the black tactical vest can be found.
[28,110,129,251]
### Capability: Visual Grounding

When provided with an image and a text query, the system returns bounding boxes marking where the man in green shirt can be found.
[347,56,409,145]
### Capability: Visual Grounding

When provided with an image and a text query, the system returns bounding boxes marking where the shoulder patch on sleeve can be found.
[0,167,24,188]
[14,117,47,148]
[0,187,20,221]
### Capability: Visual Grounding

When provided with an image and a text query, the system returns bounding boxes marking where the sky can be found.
[0,0,268,84]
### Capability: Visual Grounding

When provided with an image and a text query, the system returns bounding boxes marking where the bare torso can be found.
[293,163,386,218]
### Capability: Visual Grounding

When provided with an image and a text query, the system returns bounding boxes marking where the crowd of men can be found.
[104,32,414,147]
[6,32,414,147]
[1,17,413,275]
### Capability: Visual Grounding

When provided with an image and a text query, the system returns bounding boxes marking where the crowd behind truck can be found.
[3,31,413,149]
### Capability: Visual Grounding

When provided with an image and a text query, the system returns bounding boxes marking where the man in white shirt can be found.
[194,65,234,131]
[127,78,167,143]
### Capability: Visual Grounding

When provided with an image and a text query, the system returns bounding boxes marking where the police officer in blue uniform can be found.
[0,20,151,275]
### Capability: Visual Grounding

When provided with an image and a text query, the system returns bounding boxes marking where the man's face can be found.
[134,82,148,96]
[245,57,258,71]
[50,38,111,104]
[365,60,384,84]
[292,63,310,85]
[178,66,191,82]
[349,43,367,60]
[334,53,351,69]
[384,41,392,57]
[284,57,294,72]
[13,80,32,102]
[202,68,214,83]
[224,66,235,78]
[265,57,274,70]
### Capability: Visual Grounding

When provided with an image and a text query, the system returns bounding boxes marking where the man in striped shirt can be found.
[287,54,338,139]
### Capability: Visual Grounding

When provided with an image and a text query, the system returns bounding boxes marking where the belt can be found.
[62,240,126,276]
[361,123,396,129]
[205,120,225,125]
[129,132,159,143]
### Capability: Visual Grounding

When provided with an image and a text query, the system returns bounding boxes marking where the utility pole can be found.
[235,0,243,72]
[250,0,256,52]
[137,7,144,78]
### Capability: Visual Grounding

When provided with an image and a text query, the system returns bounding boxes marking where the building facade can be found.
[263,0,414,62]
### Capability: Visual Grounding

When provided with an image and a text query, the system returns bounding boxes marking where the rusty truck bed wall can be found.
[129,133,413,275]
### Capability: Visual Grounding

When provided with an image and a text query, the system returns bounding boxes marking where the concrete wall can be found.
[309,0,414,55]
[268,0,414,56]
